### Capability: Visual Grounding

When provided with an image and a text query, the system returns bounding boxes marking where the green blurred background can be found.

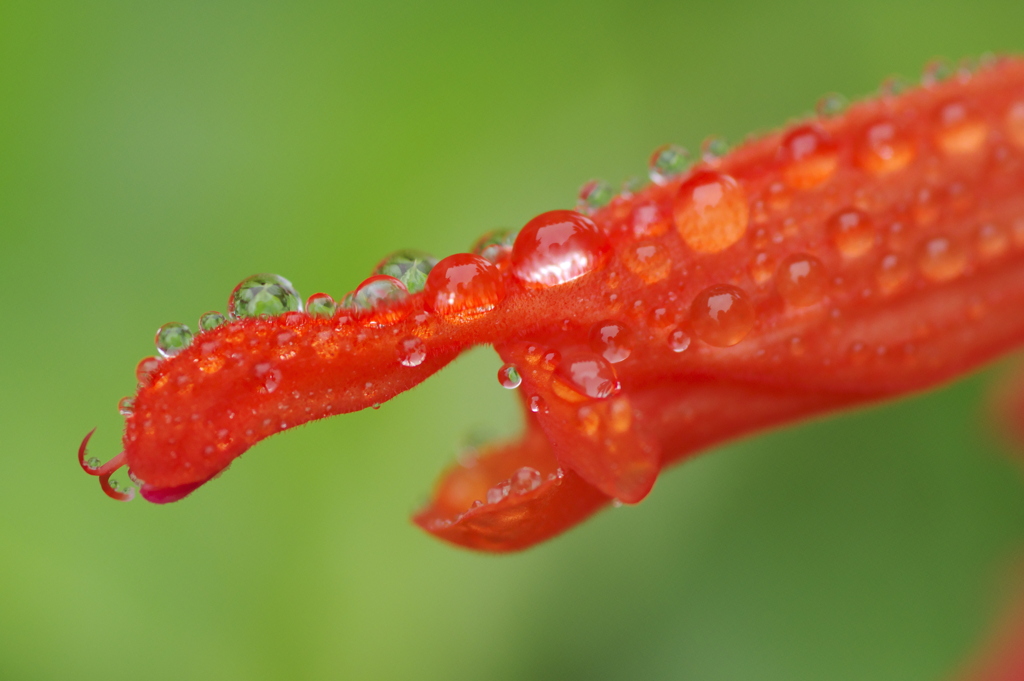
[2,1,1024,679]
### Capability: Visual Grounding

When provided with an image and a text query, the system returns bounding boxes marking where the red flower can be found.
[81,56,1024,555]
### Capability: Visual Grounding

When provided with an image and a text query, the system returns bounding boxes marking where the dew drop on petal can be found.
[424,253,505,322]
[305,293,337,319]
[815,92,848,118]
[648,144,691,184]
[529,394,548,414]
[254,363,282,394]
[668,328,691,353]
[878,75,911,98]
[976,223,1009,260]
[934,99,988,156]
[398,335,426,367]
[118,396,135,416]
[555,351,620,399]
[589,320,633,364]
[631,201,670,238]
[155,323,194,357]
[498,363,522,389]
[673,170,749,253]
[198,311,227,332]
[778,124,838,190]
[690,284,755,347]
[775,254,827,307]
[510,210,611,288]
[373,250,437,294]
[471,228,517,263]
[701,136,729,164]
[876,253,912,295]
[136,356,161,385]
[486,484,509,505]
[578,180,613,212]
[828,208,875,258]
[921,58,954,87]
[509,467,543,495]
[918,236,966,282]
[856,120,916,175]
[748,251,775,285]
[230,274,303,318]
[621,241,672,284]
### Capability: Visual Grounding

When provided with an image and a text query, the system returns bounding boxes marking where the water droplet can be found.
[775,254,827,306]
[631,201,670,238]
[529,394,548,414]
[510,467,542,495]
[690,284,755,347]
[976,223,1009,260]
[934,99,988,155]
[748,252,775,285]
[778,124,838,190]
[856,120,915,175]
[1006,101,1024,149]
[578,180,613,212]
[306,293,337,319]
[921,58,954,87]
[879,75,910,98]
[471,228,517,263]
[876,253,911,295]
[621,241,671,284]
[374,250,437,294]
[486,483,509,505]
[828,208,875,258]
[198,311,226,332]
[155,323,194,357]
[498,363,522,389]
[815,92,848,118]
[701,136,729,164]
[86,456,101,469]
[424,253,505,321]
[136,356,161,385]
[555,351,620,399]
[510,210,611,288]
[118,396,135,416]
[648,144,691,184]
[668,328,691,353]
[353,275,410,327]
[398,336,426,367]
[229,274,302,318]
[673,170,749,253]
[918,236,966,282]
[254,363,282,393]
[589,320,633,364]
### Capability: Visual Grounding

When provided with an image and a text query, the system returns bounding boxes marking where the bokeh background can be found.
[3,1,1024,679]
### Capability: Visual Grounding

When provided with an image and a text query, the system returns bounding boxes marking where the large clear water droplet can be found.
[374,250,437,294]
[555,351,620,399]
[510,210,611,289]
[155,322,194,357]
[690,284,755,347]
[424,253,506,322]
[229,274,302,318]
